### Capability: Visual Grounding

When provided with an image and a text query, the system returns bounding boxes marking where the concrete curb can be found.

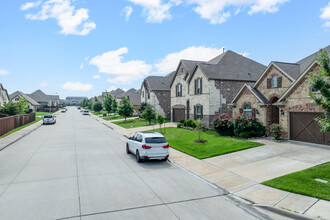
[255,204,316,220]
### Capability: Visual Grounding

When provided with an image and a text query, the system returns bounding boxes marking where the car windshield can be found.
[44,115,53,118]
[145,137,166,143]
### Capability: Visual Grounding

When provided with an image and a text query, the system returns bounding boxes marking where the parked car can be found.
[77,106,81,110]
[61,108,66,113]
[126,132,169,163]
[82,110,89,115]
[43,115,56,125]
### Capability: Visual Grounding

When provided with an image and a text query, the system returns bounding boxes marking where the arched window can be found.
[243,104,252,117]
[272,76,278,87]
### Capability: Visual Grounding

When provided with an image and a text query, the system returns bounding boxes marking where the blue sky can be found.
[0,0,330,99]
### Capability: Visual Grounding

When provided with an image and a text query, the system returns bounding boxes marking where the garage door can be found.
[173,108,185,122]
[290,112,330,145]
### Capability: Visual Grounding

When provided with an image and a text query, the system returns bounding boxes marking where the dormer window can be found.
[272,76,278,87]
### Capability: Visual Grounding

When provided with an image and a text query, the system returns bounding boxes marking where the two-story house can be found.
[170,50,266,127]
[231,45,330,145]
[140,72,175,118]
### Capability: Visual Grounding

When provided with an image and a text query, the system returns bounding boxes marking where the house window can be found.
[196,105,202,119]
[148,92,150,99]
[177,84,182,97]
[272,76,278,87]
[142,91,144,98]
[243,104,252,117]
[197,79,201,94]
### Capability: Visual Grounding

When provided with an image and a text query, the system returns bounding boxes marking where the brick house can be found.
[170,50,266,127]
[231,45,330,145]
[140,72,175,118]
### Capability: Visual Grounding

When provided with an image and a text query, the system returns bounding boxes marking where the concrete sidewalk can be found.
[93,113,330,220]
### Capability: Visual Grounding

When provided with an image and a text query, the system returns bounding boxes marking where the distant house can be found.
[170,50,266,127]
[66,96,88,106]
[48,95,60,106]
[140,72,175,118]
[29,90,52,107]
[109,88,125,104]
[124,89,141,112]
[9,91,40,112]
[0,83,9,107]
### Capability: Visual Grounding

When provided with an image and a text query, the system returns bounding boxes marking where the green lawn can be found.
[113,118,170,129]
[144,127,263,159]
[90,110,108,116]
[103,115,136,121]
[263,162,330,201]
[1,117,42,138]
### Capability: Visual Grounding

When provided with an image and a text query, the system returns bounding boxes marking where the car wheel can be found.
[126,143,131,154]
[136,150,142,163]
[162,156,169,162]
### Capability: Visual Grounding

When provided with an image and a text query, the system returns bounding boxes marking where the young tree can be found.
[309,49,330,132]
[157,114,165,132]
[194,119,204,142]
[93,101,103,113]
[0,101,19,116]
[111,99,118,113]
[103,93,113,115]
[118,96,134,121]
[87,100,93,110]
[141,105,156,125]
[17,97,30,114]
[139,102,148,113]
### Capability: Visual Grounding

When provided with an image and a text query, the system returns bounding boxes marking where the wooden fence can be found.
[0,113,36,136]
[37,106,59,113]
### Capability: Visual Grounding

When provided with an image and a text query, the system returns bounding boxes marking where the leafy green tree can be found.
[309,49,330,132]
[80,98,89,108]
[111,98,118,113]
[118,96,134,121]
[103,93,113,114]
[17,98,30,114]
[141,105,156,125]
[139,102,148,113]
[157,114,165,132]
[94,96,98,102]
[93,101,103,113]
[87,100,93,109]
[0,101,19,116]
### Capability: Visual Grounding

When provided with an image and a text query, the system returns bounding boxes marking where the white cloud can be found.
[107,86,118,91]
[129,0,177,23]
[93,75,100,79]
[40,81,48,87]
[61,82,93,91]
[90,47,152,85]
[20,1,41,11]
[186,0,289,24]
[239,52,249,57]
[80,63,84,69]
[320,2,330,28]
[22,0,96,36]
[0,69,10,75]
[154,46,224,74]
[123,6,133,21]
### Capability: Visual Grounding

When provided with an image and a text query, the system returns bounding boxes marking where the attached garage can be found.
[172,106,185,122]
[290,112,330,145]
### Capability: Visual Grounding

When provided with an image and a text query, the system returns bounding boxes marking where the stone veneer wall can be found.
[154,91,171,118]
[279,64,324,138]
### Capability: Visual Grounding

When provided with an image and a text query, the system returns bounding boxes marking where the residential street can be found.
[0,107,264,220]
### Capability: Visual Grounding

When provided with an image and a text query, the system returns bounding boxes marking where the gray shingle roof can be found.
[272,62,301,80]
[127,91,141,106]
[109,88,125,99]
[196,50,266,81]
[9,91,40,106]
[250,86,269,104]
[296,45,330,74]
[48,95,60,102]
[145,71,176,91]
[29,90,51,103]
[124,88,137,96]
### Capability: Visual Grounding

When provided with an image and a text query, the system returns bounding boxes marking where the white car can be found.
[61,108,66,113]
[43,115,56,125]
[82,110,89,115]
[126,132,169,163]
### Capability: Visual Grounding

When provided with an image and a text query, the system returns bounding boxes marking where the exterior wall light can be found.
[280,109,285,115]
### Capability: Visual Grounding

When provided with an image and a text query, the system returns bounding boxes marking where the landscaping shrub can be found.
[212,113,266,138]
[186,119,193,127]
[183,120,188,127]
[179,120,185,124]
[270,124,282,141]
[177,122,183,128]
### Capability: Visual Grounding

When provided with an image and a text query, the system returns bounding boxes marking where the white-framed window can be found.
[272,76,278,87]
[243,104,252,117]
[196,105,202,119]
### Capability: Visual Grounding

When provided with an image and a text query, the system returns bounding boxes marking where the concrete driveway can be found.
[0,107,263,220]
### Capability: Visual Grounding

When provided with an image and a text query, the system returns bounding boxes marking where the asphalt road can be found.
[0,107,264,220]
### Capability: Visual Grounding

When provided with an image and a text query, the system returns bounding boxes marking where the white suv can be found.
[126,132,169,163]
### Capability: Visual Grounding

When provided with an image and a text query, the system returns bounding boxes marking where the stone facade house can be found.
[0,83,9,107]
[124,89,141,113]
[140,72,175,118]
[231,45,330,145]
[9,91,40,112]
[170,50,266,128]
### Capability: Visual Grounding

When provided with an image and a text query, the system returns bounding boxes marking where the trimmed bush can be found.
[270,124,282,140]
[177,122,183,128]
[212,114,234,136]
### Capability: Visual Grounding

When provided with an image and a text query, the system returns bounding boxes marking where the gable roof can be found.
[48,95,60,101]
[297,45,330,74]
[127,91,141,105]
[109,88,125,99]
[231,84,268,104]
[124,88,137,96]
[272,62,301,80]
[0,83,9,101]
[29,89,51,103]
[191,50,266,82]
[144,71,176,91]
[9,91,40,106]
